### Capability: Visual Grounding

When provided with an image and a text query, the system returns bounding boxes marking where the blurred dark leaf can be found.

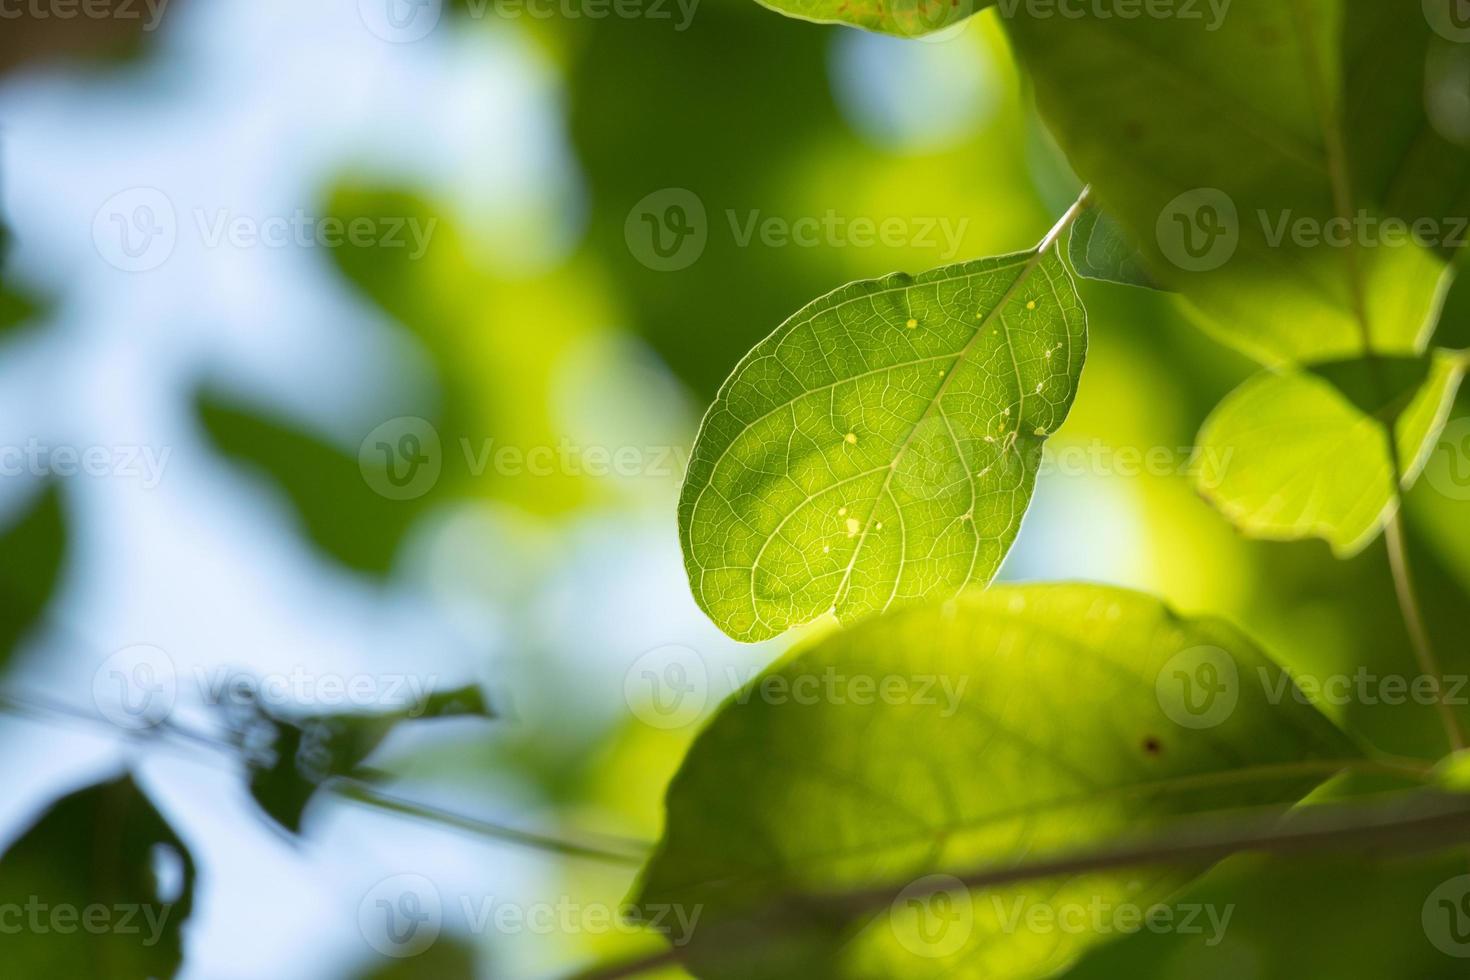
[0,483,67,674]
[0,774,195,979]
[0,287,43,336]
[195,392,423,576]
[565,5,853,396]
[221,680,492,836]
[0,3,176,74]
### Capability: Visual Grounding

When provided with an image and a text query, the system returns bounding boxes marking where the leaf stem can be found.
[329,778,651,867]
[1384,509,1465,751]
[1036,184,1094,256]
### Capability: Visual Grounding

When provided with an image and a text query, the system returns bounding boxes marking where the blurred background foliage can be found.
[0,0,1466,977]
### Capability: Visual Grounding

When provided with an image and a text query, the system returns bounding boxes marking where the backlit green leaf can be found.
[679,249,1086,642]
[1195,353,1466,556]
[634,584,1357,979]
[1005,4,1467,363]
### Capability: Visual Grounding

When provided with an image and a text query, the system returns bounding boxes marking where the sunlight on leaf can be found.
[634,584,1356,979]
[1195,353,1465,556]
[1006,4,1464,364]
[679,249,1085,642]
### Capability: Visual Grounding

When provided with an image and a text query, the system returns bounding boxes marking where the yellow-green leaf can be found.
[1195,353,1466,556]
[634,584,1357,979]
[679,250,1086,642]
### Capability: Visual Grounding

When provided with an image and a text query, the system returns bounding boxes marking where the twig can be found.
[570,789,1470,980]
[330,777,650,867]
[1384,510,1465,750]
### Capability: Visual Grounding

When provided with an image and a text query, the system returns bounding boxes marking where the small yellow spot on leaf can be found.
[905,318,918,330]
[845,518,861,537]
[844,432,858,445]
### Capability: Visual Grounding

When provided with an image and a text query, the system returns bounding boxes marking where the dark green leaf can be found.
[0,483,66,674]
[0,774,195,979]
[224,681,492,835]
[195,392,425,576]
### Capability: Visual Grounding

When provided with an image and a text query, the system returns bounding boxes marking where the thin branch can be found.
[0,689,651,866]
[1036,184,1093,255]
[1384,511,1465,750]
[570,790,1470,980]
[329,777,650,867]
